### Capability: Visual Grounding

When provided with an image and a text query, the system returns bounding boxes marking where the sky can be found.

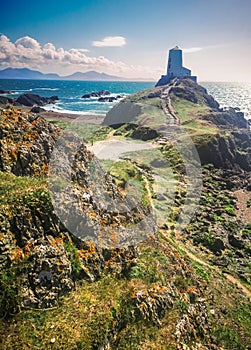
[0,0,251,82]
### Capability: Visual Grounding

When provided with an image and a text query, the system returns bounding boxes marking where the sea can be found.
[0,79,250,120]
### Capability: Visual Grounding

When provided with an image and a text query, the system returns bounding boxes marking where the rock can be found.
[103,101,142,128]
[14,93,58,107]
[0,107,156,310]
[228,234,244,249]
[195,131,251,172]
[131,126,158,141]
[0,96,14,104]
[0,90,12,94]
[81,90,110,99]
[98,96,117,102]
[30,106,46,113]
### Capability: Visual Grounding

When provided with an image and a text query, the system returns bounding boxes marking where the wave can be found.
[43,104,105,116]
[13,88,33,92]
[33,87,59,91]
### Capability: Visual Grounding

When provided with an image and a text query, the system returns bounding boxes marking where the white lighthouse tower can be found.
[156,46,197,86]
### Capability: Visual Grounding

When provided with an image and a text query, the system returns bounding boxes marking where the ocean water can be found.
[0,79,250,119]
[0,79,154,115]
[202,82,251,120]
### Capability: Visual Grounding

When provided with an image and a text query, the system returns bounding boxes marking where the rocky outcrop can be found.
[81,90,110,99]
[0,107,155,310]
[0,93,58,107]
[0,108,60,176]
[15,93,58,107]
[170,78,220,109]
[81,90,122,102]
[195,130,251,171]
[98,95,121,102]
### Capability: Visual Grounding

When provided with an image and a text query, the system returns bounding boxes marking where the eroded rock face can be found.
[0,108,60,176]
[195,131,251,171]
[0,107,155,309]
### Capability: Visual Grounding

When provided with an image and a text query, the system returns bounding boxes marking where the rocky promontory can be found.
[0,80,250,350]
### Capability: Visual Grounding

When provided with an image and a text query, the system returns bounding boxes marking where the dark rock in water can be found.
[30,106,46,113]
[98,96,117,102]
[14,93,58,107]
[0,89,12,94]
[0,96,14,104]
[81,90,110,99]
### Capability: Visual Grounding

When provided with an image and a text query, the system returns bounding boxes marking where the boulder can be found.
[30,106,46,113]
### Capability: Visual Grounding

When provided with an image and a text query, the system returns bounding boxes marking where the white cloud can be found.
[183,47,203,53]
[92,36,126,47]
[0,34,126,71]
[15,36,41,50]
[0,34,157,79]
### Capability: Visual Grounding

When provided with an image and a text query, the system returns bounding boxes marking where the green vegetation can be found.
[0,172,48,209]
[171,96,218,136]
[48,119,112,143]
[105,159,151,207]
[0,265,21,318]
[63,241,82,279]
[224,205,236,216]
[213,303,251,350]
[192,263,211,283]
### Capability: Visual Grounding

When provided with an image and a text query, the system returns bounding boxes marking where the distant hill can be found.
[0,68,60,80]
[0,67,151,81]
[64,70,127,81]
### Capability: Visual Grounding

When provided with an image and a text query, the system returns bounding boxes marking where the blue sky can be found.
[0,0,251,81]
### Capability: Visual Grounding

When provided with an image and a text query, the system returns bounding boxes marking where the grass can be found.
[171,96,210,123]
[0,171,48,209]
[171,96,218,137]
[105,159,151,207]
[48,119,112,143]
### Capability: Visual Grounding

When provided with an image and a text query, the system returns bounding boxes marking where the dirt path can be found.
[160,80,180,125]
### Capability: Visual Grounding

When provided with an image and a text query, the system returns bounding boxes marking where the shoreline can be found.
[15,106,105,124]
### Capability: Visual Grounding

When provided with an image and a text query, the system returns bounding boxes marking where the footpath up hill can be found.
[103,78,251,171]
[0,80,251,350]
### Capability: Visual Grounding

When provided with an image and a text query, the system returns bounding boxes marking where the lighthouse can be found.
[156,46,197,86]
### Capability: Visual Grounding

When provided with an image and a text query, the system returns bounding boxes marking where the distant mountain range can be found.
[0,67,152,81]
